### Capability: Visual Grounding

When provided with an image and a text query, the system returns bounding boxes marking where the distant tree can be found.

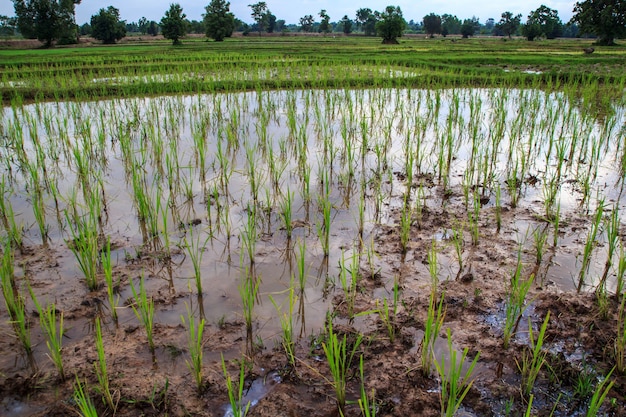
[147,21,159,36]
[358,9,379,36]
[355,8,372,31]
[204,0,235,41]
[423,13,442,38]
[441,14,461,36]
[248,2,271,35]
[376,5,405,44]
[126,21,139,32]
[571,0,625,45]
[138,16,148,34]
[484,17,495,32]
[12,0,80,46]
[160,3,187,45]
[0,15,17,37]
[318,9,330,34]
[265,12,276,33]
[299,14,314,32]
[460,17,480,38]
[79,21,90,35]
[187,19,205,34]
[496,11,522,38]
[340,15,353,34]
[523,5,562,40]
[90,6,125,44]
[275,19,285,32]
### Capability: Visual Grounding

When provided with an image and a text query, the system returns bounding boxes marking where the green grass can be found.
[1,37,624,103]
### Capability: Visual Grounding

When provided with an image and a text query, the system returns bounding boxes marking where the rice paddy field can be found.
[1,36,626,416]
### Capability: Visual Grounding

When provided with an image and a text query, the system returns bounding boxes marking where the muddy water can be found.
[1,88,625,390]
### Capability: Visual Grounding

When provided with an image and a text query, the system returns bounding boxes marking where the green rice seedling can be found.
[101,238,119,323]
[295,238,307,293]
[598,206,620,291]
[585,367,615,417]
[182,225,208,295]
[29,289,64,379]
[421,289,446,376]
[552,201,561,248]
[434,328,480,417]
[615,245,626,299]
[533,224,549,267]
[130,274,156,354]
[239,269,260,342]
[94,317,117,412]
[358,355,377,417]
[516,311,550,398]
[269,284,297,368]
[240,205,257,264]
[399,194,412,255]
[73,377,98,417]
[65,202,100,292]
[615,297,626,373]
[322,320,363,415]
[469,192,481,246]
[428,240,439,287]
[221,355,250,417]
[577,200,604,293]
[279,188,293,241]
[317,192,332,258]
[503,253,534,349]
[451,222,464,275]
[376,279,399,343]
[495,183,502,233]
[0,179,23,252]
[338,250,359,322]
[0,243,31,355]
[181,305,206,393]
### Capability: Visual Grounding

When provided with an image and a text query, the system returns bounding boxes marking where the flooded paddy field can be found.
[1,87,626,416]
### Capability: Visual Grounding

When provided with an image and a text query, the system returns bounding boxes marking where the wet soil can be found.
[1,189,625,417]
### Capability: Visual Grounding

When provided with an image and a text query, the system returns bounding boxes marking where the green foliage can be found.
[572,0,626,46]
[423,13,442,37]
[160,3,187,45]
[340,15,352,34]
[90,6,125,44]
[299,14,314,32]
[318,9,330,34]
[461,17,480,38]
[523,5,563,40]
[204,0,235,42]
[496,12,522,38]
[248,2,271,34]
[376,6,405,44]
[11,0,79,47]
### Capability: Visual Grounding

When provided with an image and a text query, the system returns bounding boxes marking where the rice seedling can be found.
[338,250,359,322]
[494,183,502,233]
[130,274,156,354]
[450,222,464,276]
[94,317,117,412]
[358,355,377,417]
[279,188,293,242]
[0,242,31,355]
[421,288,446,376]
[376,278,399,343]
[616,245,626,299]
[240,205,257,265]
[516,311,550,398]
[29,289,65,379]
[181,305,206,393]
[221,354,251,417]
[182,225,208,295]
[269,283,297,368]
[577,200,604,293]
[503,252,534,349]
[73,377,98,417]
[598,206,620,292]
[399,194,412,255]
[434,328,480,417]
[585,367,615,417]
[295,238,308,293]
[532,224,549,267]
[0,177,23,251]
[65,198,101,292]
[322,320,363,415]
[239,268,260,345]
[317,188,332,258]
[101,238,119,323]
[615,297,626,373]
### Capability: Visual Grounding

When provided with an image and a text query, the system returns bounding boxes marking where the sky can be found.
[1,1,578,26]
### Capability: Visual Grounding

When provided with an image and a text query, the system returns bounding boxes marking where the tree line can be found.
[3,0,625,47]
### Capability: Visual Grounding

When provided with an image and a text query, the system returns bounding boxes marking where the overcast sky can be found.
[1,1,578,26]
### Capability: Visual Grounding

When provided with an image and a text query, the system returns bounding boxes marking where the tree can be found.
[523,5,562,40]
[0,15,17,37]
[204,0,235,41]
[340,15,353,34]
[376,5,405,44]
[138,16,148,34]
[147,21,159,36]
[496,11,522,38]
[571,0,625,45]
[160,3,187,45]
[363,12,380,36]
[460,17,480,38]
[441,14,461,36]
[248,2,271,35]
[423,13,442,38]
[299,14,314,32]
[12,0,79,46]
[318,9,330,34]
[90,6,125,44]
